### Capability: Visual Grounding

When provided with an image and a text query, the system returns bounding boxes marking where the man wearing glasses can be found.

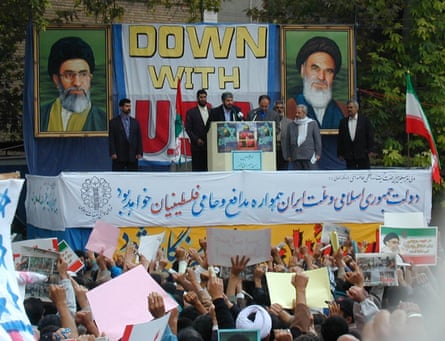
[40,36,107,132]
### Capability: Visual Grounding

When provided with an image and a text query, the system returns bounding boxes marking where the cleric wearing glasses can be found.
[39,36,107,133]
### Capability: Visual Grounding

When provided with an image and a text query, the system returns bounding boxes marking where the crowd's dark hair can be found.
[47,36,95,78]
[177,326,204,341]
[24,297,44,325]
[37,313,61,331]
[179,306,201,322]
[192,314,212,341]
[320,316,349,341]
[294,334,320,341]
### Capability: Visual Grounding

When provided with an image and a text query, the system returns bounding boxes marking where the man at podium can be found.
[206,92,243,131]
[247,94,281,135]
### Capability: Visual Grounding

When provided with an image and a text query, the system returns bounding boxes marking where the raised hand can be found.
[230,255,250,276]
[148,291,166,318]
[207,275,225,300]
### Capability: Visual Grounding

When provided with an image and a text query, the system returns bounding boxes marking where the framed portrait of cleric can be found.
[281,25,355,134]
[33,25,112,137]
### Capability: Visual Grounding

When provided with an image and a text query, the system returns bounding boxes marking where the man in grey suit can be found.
[247,95,281,135]
[282,104,322,170]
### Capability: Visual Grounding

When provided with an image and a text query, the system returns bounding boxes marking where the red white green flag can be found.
[406,73,441,184]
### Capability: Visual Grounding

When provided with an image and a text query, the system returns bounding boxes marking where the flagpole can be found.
[406,133,411,167]
[181,115,189,171]
[406,70,411,168]
[175,78,191,171]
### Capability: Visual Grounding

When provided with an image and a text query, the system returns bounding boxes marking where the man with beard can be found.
[282,104,322,170]
[287,36,347,169]
[109,98,143,171]
[206,91,243,129]
[40,36,107,132]
[185,89,211,171]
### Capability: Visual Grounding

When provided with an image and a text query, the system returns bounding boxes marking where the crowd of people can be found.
[30,32,437,341]
[22,236,445,341]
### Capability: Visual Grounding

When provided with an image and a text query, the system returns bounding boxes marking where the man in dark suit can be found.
[205,92,243,132]
[337,99,374,169]
[185,89,210,171]
[109,98,143,171]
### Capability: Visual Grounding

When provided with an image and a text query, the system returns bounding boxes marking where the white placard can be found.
[206,228,271,267]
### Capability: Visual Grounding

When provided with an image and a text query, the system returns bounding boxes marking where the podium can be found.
[207,121,276,171]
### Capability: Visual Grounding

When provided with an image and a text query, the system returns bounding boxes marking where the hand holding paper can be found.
[148,292,166,318]
[230,255,250,276]
[85,221,120,260]
[330,231,339,253]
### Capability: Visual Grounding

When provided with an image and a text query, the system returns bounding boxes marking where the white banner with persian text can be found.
[25,169,432,230]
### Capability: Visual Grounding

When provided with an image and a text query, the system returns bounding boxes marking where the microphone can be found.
[232,108,244,121]
[253,109,262,121]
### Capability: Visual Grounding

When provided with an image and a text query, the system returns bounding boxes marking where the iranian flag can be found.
[406,73,441,184]
[175,78,184,138]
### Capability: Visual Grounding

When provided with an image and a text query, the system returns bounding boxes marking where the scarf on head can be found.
[294,116,313,146]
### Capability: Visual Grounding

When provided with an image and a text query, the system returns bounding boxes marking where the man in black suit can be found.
[337,99,374,169]
[185,89,210,171]
[109,98,143,171]
[205,92,243,132]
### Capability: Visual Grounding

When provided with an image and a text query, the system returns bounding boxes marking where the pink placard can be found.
[85,221,120,259]
[86,265,178,341]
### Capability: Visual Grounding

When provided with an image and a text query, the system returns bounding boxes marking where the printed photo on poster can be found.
[281,26,354,133]
[34,26,112,137]
[356,253,398,287]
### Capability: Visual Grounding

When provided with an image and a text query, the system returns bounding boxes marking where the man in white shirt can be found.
[337,99,374,169]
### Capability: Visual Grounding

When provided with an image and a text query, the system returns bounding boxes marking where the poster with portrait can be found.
[281,25,354,134]
[379,226,438,266]
[33,26,112,137]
